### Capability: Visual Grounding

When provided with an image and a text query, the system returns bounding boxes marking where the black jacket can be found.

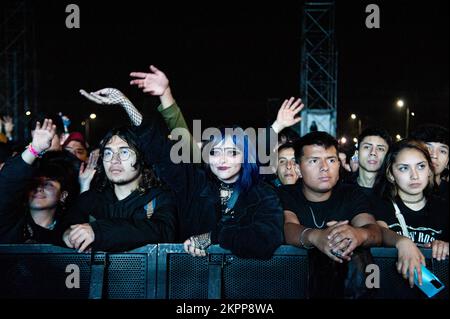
[59,185,177,252]
[133,116,284,259]
[0,155,59,244]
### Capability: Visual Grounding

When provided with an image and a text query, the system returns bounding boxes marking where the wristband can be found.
[28,144,45,158]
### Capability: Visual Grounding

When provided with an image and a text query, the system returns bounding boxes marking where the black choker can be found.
[402,197,425,204]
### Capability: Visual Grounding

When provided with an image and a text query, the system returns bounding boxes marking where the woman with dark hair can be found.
[58,125,177,253]
[125,65,284,259]
[374,139,449,269]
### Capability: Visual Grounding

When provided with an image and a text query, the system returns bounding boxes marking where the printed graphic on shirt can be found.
[389,223,442,246]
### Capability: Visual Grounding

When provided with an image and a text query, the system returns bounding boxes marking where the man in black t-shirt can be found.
[278,131,382,297]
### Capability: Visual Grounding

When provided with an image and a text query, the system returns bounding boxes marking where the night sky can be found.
[29,0,449,146]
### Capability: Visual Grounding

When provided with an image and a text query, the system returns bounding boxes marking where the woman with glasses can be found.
[58,126,177,253]
[127,65,284,259]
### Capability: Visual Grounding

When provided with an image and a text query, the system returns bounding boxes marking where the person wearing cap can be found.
[63,131,89,162]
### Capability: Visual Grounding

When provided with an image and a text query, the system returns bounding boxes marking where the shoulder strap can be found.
[392,201,411,238]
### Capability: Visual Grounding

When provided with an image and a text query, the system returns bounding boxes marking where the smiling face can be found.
[298,144,340,195]
[28,177,64,210]
[358,135,389,173]
[277,147,299,185]
[209,136,243,184]
[390,148,432,198]
[103,135,141,185]
[425,142,449,176]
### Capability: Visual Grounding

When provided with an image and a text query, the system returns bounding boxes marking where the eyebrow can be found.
[362,143,386,147]
[305,156,337,160]
[104,146,130,150]
[396,161,427,166]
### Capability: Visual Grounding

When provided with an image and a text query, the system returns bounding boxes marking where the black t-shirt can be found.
[277,182,372,228]
[438,180,449,203]
[342,173,385,214]
[373,196,449,245]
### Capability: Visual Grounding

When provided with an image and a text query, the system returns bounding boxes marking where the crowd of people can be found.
[0,65,448,298]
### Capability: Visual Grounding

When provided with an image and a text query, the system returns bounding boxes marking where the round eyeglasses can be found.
[103,148,135,162]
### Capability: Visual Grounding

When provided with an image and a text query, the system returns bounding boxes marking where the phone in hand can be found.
[414,265,445,298]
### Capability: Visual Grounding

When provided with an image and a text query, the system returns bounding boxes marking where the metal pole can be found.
[358,119,362,135]
[406,106,410,138]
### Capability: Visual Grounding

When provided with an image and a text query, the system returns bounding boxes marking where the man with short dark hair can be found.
[278,131,382,297]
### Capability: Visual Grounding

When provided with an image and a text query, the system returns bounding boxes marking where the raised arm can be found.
[0,119,56,239]
[130,65,201,160]
[80,88,143,126]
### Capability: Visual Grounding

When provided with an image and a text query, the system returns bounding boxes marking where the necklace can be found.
[309,206,325,228]
[402,196,425,204]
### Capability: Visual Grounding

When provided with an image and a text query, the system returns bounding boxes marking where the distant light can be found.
[396,134,402,140]
[350,114,357,120]
[396,99,405,108]
[81,121,86,126]
[411,112,415,117]
[353,138,358,143]
[89,113,97,120]
[340,137,347,144]
[25,111,31,116]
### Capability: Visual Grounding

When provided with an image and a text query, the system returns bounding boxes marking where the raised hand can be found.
[80,88,143,126]
[31,119,56,154]
[80,88,129,105]
[272,97,304,133]
[79,149,99,193]
[130,65,170,96]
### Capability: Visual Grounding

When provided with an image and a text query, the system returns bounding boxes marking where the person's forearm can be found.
[357,224,382,247]
[160,87,175,110]
[380,227,403,247]
[21,148,38,165]
[284,223,303,248]
[120,98,143,126]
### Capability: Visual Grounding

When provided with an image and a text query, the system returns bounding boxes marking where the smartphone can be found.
[414,265,445,298]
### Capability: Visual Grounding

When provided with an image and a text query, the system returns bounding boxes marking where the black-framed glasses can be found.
[102,147,135,162]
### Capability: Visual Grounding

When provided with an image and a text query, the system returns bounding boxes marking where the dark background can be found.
[29,0,449,146]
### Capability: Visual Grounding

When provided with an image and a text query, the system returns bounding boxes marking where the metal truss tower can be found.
[0,1,38,141]
[299,1,337,137]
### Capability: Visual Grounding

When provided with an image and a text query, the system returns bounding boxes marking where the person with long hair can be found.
[59,126,177,252]
[375,139,449,264]
[128,65,283,259]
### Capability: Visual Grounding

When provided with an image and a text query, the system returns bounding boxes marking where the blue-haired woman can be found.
[125,65,284,259]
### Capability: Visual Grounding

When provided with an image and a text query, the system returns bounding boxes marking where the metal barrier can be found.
[0,244,447,299]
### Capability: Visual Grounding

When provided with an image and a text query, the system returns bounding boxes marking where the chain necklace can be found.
[219,182,234,215]
[309,206,325,228]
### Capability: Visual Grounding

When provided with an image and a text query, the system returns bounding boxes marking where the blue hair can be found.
[206,126,260,193]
